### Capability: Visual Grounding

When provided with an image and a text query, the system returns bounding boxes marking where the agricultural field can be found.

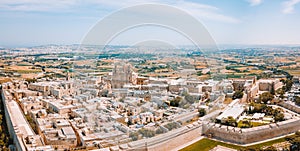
[284,69,300,76]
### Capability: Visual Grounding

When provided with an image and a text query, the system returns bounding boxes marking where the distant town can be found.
[0,45,300,151]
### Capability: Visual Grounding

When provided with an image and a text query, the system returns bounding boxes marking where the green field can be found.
[180,137,287,151]
[237,121,267,128]
[180,138,241,151]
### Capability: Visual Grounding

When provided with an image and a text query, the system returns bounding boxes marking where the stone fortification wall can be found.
[279,102,300,114]
[127,124,202,151]
[1,88,27,151]
[203,118,300,144]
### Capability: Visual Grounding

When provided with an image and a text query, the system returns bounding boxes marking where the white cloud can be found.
[0,0,77,12]
[0,0,239,23]
[247,0,263,6]
[89,0,239,23]
[173,1,239,23]
[282,0,300,14]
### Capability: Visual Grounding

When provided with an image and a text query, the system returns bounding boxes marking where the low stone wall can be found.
[279,102,300,114]
[203,118,300,144]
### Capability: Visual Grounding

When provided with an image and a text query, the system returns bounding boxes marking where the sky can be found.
[1,0,300,47]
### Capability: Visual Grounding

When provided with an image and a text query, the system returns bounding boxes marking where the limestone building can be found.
[111,63,136,89]
[258,79,283,92]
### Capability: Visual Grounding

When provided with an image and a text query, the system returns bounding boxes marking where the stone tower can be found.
[111,63,133,88]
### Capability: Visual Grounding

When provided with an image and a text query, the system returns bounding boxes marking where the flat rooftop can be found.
[216,105,244,120]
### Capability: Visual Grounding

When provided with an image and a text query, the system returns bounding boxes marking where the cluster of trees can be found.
[256,72,272,80]
[164,122,181,131]
[138,128,155,138]
[129,128,156,141]
[0,98,11,150]
[196,71,203,76]
[281,79,293,92]
[247,103,267,113]
[225,66,248,73]
[222,116,237,127]
[285,131,300,150]
[276,79,294,99]
[169,92,196,109]
[155,126,167,135]
[198,108,207,117]
[196,71,210,76]
[183,92,196,104]
[239,120,252,128]
[39,72,66,79]
[233,91,244,99]
[25,114,38,134]
[129,122,182,141]
[259,92,274,104]
[170,96,182,107]
[247,103,285,122]
[139,64,170,73]
[25,78,37,83]
[276,88,285,99]
[295,96,300,106]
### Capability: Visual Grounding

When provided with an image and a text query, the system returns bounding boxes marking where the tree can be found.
[100,89,109,97]
[291,137,300,150]
[249,103,285,122]
[264,106,275,116]
[25,114,38,134]
[259,92,274,104]
[155,127,165,134]
[138,128,155,138]
[196,71,203,76]
[129,132,139,141]
[274,113,285,122]
[184,94,195,104]
[285,79,293,92]
[281,79,293,92]
[240,120,252,128]
[233,91,244,99]
[198,108,207,117]
[295,96,300,106]
[248,103,267,114]
[296,131,300,136]
[276,88,285,99]
[127,120,133,126]
[223,116,237,127]
[286,133,300,150]
[164,122,180,131]
[270,82,275,95]
[170,96,182,107]
[25,78,37,83]
[0,100,10,149]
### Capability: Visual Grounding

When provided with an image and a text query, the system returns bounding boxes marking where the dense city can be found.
[0,45,299,151]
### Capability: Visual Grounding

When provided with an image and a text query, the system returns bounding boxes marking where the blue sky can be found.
[1,0,300,47]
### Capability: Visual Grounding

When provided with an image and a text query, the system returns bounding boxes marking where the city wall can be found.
[278,101,300,114]
[127,124,202,151]
[148,126,202,151]
[203,118,300,144]
[0,87,26,151]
